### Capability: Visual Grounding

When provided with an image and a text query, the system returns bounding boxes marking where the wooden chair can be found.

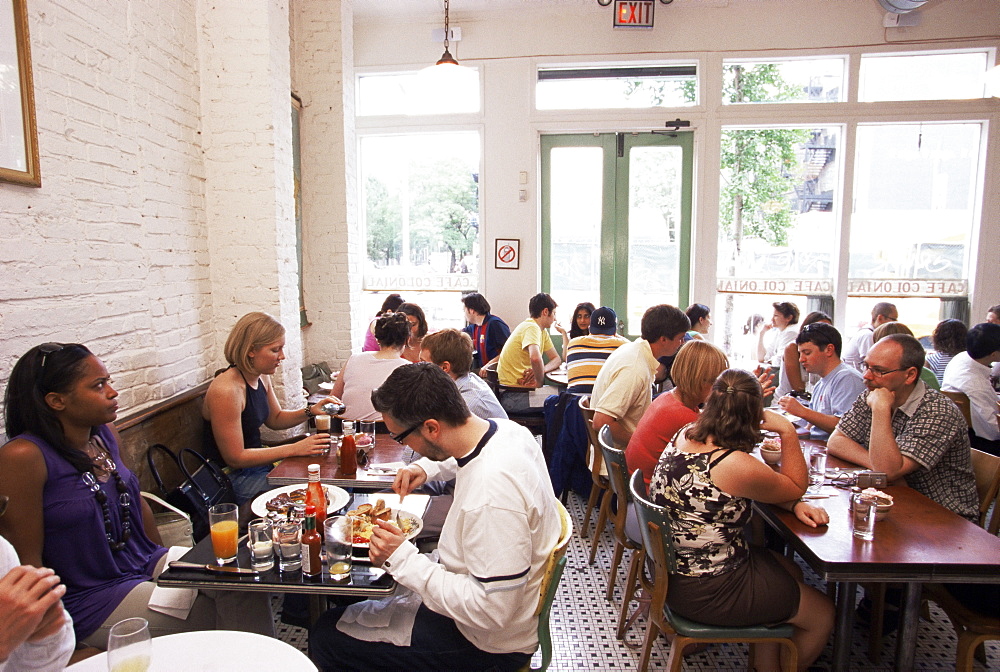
[941,389,973,427]
[922,582,1000,672]
[629,470,798,672]
[970,447,1000,534]
[482,361,548,454]
[578,397,609,542]
[519,500,573,672]
[597,425,644,638]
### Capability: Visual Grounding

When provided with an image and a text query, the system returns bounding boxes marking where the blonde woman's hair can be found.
[224,312,286,373]
[873,321,913,343]
[670,340,730,408]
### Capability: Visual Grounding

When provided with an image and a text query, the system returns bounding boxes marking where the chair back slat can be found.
[579,397,603,480]
[941,389,973,428]
[598,425,632,517]
[629,469,678,574]
[970,448,1000,534]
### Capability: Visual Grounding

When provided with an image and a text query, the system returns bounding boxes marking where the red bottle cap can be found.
[304,505,316,515]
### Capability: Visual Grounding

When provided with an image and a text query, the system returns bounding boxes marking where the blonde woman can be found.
[204,312,338,503]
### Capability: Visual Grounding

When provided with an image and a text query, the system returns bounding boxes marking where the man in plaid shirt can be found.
[828,334,977,520]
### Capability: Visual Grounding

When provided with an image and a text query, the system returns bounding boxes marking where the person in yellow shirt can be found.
[496,293,565,412]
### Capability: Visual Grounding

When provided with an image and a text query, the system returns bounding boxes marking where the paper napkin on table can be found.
[148,546,198,620]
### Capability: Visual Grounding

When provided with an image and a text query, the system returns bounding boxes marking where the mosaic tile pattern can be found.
[276,492,999,671]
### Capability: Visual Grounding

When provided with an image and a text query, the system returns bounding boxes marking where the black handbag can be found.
[147,444,237,541]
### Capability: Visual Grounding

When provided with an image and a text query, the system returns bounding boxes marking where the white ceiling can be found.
[351,0,753,20]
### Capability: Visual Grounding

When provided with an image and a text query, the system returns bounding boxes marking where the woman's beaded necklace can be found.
[80,437,131,552]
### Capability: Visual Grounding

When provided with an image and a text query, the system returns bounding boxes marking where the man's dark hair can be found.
[528,293,557,319]
[966,323,1000,360]
[772,301,800,325]
[371,363,471,428]
[882,334,925,371]
[931,319,967,356]
[872,302,897,321]
[462,292,491,316]
[640,305,689,343]
[796,322,843,357]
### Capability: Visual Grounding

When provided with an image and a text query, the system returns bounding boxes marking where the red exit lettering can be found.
[613,1,654,28]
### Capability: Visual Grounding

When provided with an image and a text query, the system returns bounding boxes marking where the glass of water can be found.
[274,519,302,572]
[808,445,828,493]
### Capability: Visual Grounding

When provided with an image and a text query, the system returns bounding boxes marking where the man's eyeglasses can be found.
[39,342,67,373]
[389,421,424,444]
[861,362,909,378]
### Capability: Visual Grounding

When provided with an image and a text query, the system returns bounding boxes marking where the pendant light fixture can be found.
[435,0,459,68]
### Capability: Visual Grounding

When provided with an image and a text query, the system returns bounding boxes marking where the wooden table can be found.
[754,473,1000,671]
[267,434,416,489]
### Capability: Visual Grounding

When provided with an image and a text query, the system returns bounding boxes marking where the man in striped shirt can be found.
[565,306,628,394]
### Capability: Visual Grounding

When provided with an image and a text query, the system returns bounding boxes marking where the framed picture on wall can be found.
[495,238,520,270]
[0,0,41,187]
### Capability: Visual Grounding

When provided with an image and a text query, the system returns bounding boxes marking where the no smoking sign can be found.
[494,238,520,270]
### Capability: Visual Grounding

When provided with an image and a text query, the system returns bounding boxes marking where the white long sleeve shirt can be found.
[0,537,75,672]
[385,419,561,654]
[942,351,1000,441]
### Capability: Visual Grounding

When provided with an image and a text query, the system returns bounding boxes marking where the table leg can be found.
[894,582,921,672]
[831,580,857,672]
[309,594,324,626]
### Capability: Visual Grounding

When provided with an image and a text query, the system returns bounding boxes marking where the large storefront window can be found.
[715,126,841,355]
[359,132,481,335]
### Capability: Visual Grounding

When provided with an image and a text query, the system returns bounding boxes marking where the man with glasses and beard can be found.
[828,334,977,521]
[309,363,560,672]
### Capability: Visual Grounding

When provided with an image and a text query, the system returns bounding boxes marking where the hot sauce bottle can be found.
[340,420,357,477]
[306,463,327,528]
[301,505,323,578]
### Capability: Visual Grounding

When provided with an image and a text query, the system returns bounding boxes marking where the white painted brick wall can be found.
[0,0,332,437]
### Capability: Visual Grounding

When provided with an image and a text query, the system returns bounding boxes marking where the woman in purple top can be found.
[0,343,273,647]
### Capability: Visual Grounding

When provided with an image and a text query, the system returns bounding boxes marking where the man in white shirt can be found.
[843,302,898,372]
[310,363,560,672]
[942,322,1000,455]
[419,329,507,421]
[778,323,866,440]
[590,304,690,446]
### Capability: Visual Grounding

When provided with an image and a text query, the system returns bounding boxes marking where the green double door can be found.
[541,132,693,337]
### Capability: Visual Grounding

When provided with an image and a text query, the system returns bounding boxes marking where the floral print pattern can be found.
[648,442,750,577]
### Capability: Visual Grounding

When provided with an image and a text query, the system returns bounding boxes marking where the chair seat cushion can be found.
[667,607,795,640]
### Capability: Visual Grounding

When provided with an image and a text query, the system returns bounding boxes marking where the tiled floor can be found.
[277,491,999,671]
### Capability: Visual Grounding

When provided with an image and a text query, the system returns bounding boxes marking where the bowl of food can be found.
[759,437,782,465]
[853,488,894,521]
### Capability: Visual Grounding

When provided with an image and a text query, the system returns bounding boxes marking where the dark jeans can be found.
[309,603,531,672]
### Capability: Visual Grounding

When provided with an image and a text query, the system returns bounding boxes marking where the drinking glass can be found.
[808,445,828,493]
[324,515,353,581]
[247,518,274,571]
[208,502,238,565]
[852,492,878,541]
[107,617,151,672]
[360,420,376,445]
[274,519,302,572]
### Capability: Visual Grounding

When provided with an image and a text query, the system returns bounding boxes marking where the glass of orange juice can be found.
[208,503,239,564]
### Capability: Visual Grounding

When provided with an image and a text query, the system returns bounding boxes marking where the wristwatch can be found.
[303,406,315,419]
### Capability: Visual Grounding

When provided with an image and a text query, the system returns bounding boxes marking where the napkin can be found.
[148,546,198,620]
[336,586,423,646]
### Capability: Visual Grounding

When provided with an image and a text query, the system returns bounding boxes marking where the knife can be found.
[168,561,259,576]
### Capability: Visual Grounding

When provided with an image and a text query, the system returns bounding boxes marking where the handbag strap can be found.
[146,443,182,493]
[179,448,231,492]
[139,491,191,521]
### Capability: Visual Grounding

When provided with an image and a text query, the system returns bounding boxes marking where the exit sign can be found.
[614,1,654,28]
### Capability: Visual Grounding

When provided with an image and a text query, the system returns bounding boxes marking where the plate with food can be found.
[250,484,351,520]
[346,498,423,547]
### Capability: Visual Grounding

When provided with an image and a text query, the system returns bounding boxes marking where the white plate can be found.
[348,509,423,548]
[250,484,351,519]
